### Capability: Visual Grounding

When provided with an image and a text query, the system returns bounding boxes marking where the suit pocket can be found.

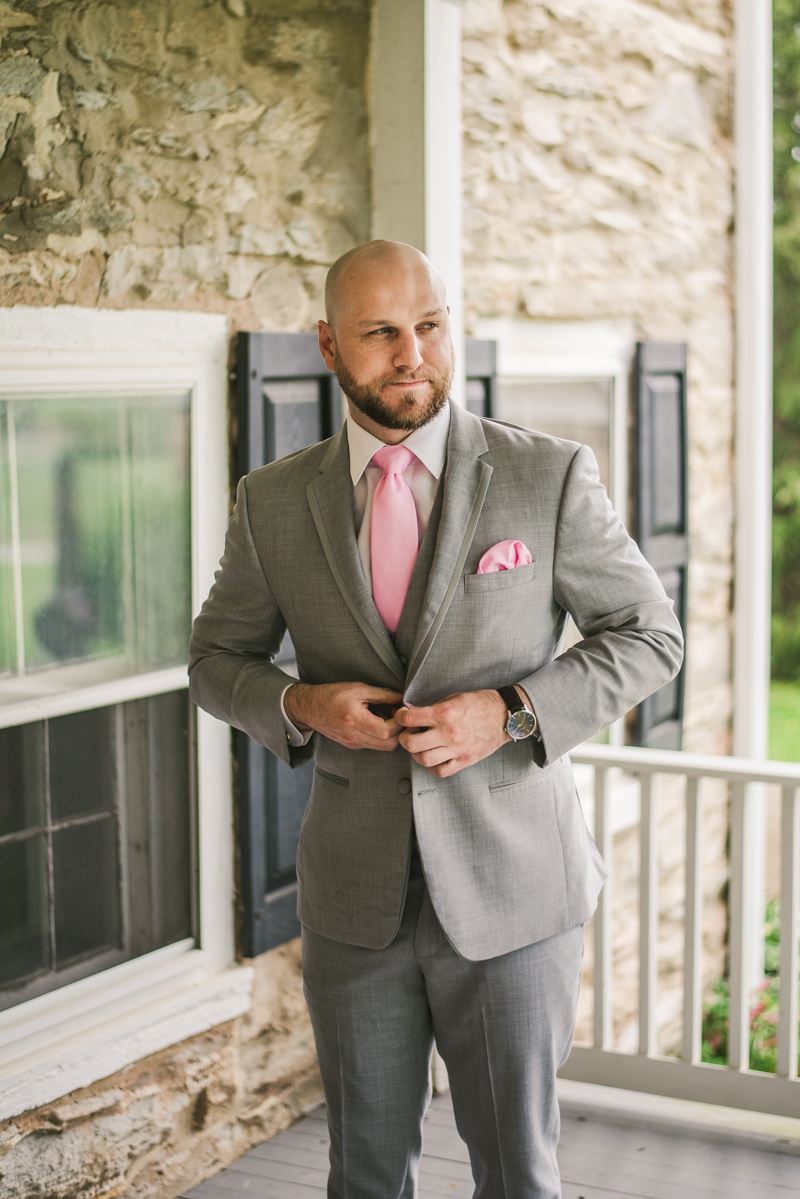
[314,766,350,788]
[464,561,536,594]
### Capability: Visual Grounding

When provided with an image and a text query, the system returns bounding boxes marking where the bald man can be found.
[189,241,682,1198]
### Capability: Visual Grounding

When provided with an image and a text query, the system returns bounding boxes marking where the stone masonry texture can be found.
[0,943,323,1199]
[0,0,371,330]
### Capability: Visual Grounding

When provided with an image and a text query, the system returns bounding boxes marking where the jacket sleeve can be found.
[517,444,684,766]
[188,476,315,768]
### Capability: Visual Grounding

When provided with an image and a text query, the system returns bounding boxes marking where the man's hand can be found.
[284,682,403,752]
[396,689,514,778]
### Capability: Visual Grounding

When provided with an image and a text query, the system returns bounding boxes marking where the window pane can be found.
[53,816,121,964]
[0,393,191,710]
[123,690,192,955]
[496,378,611,490]
[49,707,116,821]
[13,397,124,671]
[128,400,192,669]
[0,724,45,836]
[0,835,49,986]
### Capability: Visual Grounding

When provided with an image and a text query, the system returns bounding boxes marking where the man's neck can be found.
[345,400,414,445]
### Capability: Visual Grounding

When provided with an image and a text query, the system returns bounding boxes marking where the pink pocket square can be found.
[477,540,533,574]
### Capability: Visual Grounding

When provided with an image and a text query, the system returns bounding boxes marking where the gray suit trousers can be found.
[302,850,584,1199]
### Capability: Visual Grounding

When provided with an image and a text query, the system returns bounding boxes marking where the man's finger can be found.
[359,709,401,739]
[361,686,403,703]
[399,728,444,753]
[396,704,439,727]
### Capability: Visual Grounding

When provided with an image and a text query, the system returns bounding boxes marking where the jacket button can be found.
[398,778,412,794]
[399,654,408,666]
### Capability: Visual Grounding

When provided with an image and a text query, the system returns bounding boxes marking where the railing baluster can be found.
[682,776,703,1065]
[778,785,800,1079]
[728,782,750,1070]
[639,772,658,1056]
[593,766,612,1049]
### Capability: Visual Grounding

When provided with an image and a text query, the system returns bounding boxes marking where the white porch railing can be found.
[560,743,800,1119]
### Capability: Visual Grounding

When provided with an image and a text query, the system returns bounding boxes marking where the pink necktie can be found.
[370,445,419,633]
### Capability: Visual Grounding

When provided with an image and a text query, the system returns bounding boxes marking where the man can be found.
[189,240,683,1198]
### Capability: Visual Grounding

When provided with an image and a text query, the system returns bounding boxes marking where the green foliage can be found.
[769,680,800,761]
[700,901,799,1073]
[773,3,800,680]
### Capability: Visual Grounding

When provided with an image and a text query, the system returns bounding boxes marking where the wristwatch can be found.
[497,685,538,741]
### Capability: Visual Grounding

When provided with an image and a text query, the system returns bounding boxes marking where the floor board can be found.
[182,1093,800,1199]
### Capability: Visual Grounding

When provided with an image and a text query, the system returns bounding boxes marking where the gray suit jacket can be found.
[189,402,683,960]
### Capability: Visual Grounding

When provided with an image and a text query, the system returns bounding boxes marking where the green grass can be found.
[770,680,800,762]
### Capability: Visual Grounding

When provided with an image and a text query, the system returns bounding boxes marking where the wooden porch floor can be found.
[182,1090,800,1199]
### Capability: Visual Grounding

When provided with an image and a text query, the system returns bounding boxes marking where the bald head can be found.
[318,239,454,441]
[325,240,446,329]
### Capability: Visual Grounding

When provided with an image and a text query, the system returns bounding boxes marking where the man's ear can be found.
[318,320,336,371]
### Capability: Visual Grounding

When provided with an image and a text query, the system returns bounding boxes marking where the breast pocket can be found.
[464,561,537,595]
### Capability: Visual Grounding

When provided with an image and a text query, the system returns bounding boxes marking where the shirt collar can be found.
[345,401,451,486]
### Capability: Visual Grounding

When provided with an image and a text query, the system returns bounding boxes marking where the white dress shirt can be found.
[281,404,452,746]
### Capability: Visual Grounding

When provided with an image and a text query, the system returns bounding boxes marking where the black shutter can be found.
[235,332,342,956]
[632,342,689,750]
[465,339,497,418]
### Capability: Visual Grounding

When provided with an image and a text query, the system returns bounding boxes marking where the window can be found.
[495,377,613,491]
[0,691,193,1009]
[0,392,191,704]
[0,308,244,1121]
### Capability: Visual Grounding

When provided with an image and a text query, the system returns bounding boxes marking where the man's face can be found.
[319,254,454,433]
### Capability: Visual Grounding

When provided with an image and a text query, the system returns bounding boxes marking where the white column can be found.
[369,0,465,408]
[733,0,773,985]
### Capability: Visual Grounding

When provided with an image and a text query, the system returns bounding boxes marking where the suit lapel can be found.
[405,405,493,689]
[307,427,406,685]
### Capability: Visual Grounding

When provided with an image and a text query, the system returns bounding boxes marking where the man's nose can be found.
[392,329,424,372]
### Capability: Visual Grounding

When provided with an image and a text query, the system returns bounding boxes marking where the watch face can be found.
[507,708,537,740]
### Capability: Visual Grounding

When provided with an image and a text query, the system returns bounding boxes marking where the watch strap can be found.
[498,685,525,715]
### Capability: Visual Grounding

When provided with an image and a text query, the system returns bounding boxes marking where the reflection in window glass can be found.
[496,378,612,490]
[0,690,193,1008]
[53,816,121,964]
[49,707,115,821]
[0,835,49,986]
[0,394,190,704]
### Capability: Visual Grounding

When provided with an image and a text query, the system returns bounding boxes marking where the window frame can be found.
[0,307,251,1122]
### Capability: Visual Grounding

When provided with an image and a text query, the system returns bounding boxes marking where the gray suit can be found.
[189,402,683,1197]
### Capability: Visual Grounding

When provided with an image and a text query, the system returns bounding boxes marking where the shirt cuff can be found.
[280,684,314,747]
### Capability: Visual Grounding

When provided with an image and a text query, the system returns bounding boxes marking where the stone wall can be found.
[0,944,323,1199]
[0,0,370,331]
[462,0,735,758]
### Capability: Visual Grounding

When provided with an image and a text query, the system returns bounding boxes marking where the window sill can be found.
[0,940,254,1121]
[0,663,189,729]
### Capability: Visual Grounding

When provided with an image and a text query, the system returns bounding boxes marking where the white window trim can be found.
[473,318,634,521]
[0,307,251,1120]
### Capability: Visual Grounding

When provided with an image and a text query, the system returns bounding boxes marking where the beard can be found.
[334,350,454,431]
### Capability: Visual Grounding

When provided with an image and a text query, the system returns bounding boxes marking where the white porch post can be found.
[733,0,773,990]
[368,0,465,408]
